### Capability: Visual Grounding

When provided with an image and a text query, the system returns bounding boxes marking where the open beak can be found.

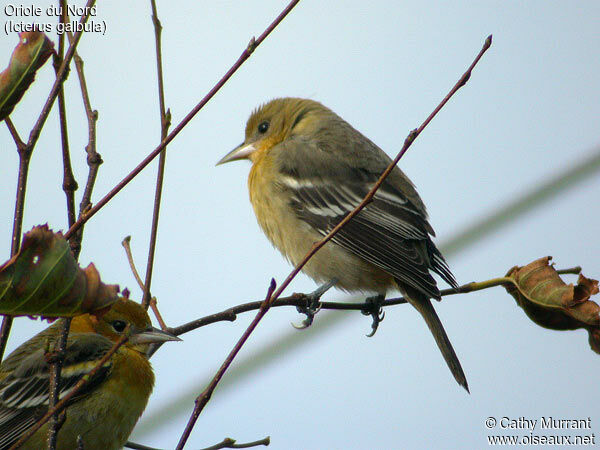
[130,326,181,346]
[216,142,257,165]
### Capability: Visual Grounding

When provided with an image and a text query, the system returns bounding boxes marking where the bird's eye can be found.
[257,121,269,134]
[111,320,127,333]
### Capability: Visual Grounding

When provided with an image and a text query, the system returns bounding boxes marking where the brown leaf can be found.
[0,31,54,121]
[505,256,600,353]
[0,225,119,318]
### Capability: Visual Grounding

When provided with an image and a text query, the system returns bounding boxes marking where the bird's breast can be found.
[247,160,394,294]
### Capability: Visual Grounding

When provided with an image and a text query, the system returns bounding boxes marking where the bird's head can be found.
[71,298,180,355]
[217,97,330,165]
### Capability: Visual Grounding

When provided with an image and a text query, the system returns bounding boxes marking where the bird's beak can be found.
[129,326,181,345]
[216,142,257,165]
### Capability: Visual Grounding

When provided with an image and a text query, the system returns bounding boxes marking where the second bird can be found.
[217,97,468,392]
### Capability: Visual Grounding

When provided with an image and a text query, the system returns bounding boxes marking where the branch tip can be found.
[484,34,493,49]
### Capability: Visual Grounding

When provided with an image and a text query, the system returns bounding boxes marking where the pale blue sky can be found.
[1,1,599,449]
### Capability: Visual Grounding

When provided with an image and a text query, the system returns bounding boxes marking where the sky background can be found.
[1,1,599,449]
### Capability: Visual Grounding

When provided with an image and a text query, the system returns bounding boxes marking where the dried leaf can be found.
[0,225,119,318]
[0,31,54,121]
[505,256,600,353]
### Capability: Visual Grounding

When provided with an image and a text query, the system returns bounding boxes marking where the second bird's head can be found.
[72,298,180,356]
[217,97,332,166]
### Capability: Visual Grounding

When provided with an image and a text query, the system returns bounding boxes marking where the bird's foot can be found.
[292,279,337,329]
[362,294,386,337]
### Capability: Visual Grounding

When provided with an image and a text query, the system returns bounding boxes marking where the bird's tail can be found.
[400,284,469,392]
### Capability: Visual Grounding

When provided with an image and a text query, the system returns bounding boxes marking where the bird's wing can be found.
[0,333,114,448]
[276,138,457,298]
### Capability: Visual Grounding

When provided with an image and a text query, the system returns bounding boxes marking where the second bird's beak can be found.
[129,326,182,346]
[216,142,257,165]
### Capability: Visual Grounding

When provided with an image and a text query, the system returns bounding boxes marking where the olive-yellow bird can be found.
[217,98,467,391]
[0,298,180,449]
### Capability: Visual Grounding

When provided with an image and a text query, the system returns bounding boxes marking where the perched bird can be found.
[218,98,468,391]
[0,298,180,449]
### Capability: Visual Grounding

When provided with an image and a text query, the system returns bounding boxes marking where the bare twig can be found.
[0,145,32,360]
[125,436,270,450]
[10,332,130,450]
[4,118,25,149]
[66,26,101,259]
[169,264,580,338]
[122,236,146,289]
[47,6,76,447]
[142,0,172,312]
[63,0,302,241]
[201,436,270,450]
[54,36,78,233]
[174,35,492,447]
[125,442,162,450]
[122,236,168,330]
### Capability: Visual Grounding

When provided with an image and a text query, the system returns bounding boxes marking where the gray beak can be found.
[216,142,257,165]
[130,326,181,346]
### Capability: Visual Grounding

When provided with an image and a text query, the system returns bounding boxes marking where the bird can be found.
[217,97,468,391]
[0,297,180,449]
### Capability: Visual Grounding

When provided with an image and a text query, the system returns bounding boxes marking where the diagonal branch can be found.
[174,280,277,450]
[63,0,303,241]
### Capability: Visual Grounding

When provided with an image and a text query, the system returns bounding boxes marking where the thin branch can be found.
[201,436,270,450]
[125,436,270,450]
[54,37,78,233]
[9,332,130,450]
[0,145,33,361]
[10,145,32,255]
[4,118,25,149]
[66,25,101,259]
[0,318,14,366]
[122,236,146,289]
[174,34,492,447]
[122,236,168,330]
[125,442,162,450]
[169,265,580,337]
[63,0,303,241]
[47,6,76,448]
[142,0,172,311]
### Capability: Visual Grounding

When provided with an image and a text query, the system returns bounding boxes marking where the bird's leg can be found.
[362,294,386,337]
[292,278,337,329]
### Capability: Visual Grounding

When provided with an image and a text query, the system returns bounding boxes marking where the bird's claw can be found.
[292,300,321,329]
[362,294,385,337]
[291,279,336,330]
